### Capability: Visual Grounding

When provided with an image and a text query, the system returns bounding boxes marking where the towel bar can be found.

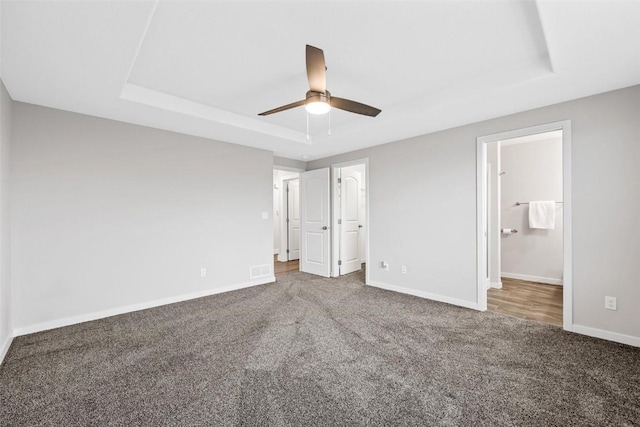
[516,201,563,206]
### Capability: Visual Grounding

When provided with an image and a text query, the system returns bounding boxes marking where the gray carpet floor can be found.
[1,269,639,426]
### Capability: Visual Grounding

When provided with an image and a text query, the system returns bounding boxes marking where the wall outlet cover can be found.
[605,296,617,311]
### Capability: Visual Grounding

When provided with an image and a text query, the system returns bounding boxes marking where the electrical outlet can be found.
[401,265,407,274]
[200,268,207,278]
[605,296,617,311]
[381,261,389,271]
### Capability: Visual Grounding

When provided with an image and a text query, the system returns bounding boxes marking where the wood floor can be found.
[487,277,563,327]
[274,254,299,275]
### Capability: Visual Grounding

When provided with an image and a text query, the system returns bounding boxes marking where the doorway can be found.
[489,130,564,326]
[477,121,572,330]
[273,168,301,274]
[296,159,370,281]
[283,178,300,261]
[331,160,368,278]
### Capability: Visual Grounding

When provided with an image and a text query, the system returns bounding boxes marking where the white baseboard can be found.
[13,276,276,337]
[367,280,482,311]
[0,334,13,366]
[572,324,640,348]
[273,249,279,255]
[484,280,502,290]
[501,272,563,286]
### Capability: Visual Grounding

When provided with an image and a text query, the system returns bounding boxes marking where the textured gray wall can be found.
[309,85,640,341]
[500,138,563,282]
[11,103,274,331]
[0,80,12,355]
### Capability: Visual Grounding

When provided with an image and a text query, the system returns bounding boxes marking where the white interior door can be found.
[300,168,330,277]
[286,179,300,261]
[339,168,362,275]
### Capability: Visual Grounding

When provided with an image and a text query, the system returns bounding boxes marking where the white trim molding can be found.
[13,277,275,337]
[490,281,503,289]
[572,325,640,348]
[501,272,562,286]
[367,280,482,311]
[0,335,13,366]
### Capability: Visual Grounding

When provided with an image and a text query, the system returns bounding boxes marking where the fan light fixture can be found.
[304,90,331,115]
[258,45,381,119]
[305,100,331,115]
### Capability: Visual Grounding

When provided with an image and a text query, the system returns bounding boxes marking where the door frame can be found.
[274,167,302,262]
[476,120,573,331]
[282,177,300,261]
[330,158,370,283]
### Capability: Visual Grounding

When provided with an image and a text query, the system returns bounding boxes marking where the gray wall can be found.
[11,103,274,331]
[309,85,640,341]
[0,80,12,355]
[501,138,563,283]
[273,156,306,171]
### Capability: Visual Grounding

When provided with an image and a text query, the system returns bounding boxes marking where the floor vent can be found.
[250,264,272,279]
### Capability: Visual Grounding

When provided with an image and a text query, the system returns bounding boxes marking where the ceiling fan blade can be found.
[258,100,305,116]
[331,97,381,117]
[306,45,326,93]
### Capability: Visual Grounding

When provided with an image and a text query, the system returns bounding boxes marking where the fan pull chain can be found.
[306,111,310,141]
[328,108,332,136]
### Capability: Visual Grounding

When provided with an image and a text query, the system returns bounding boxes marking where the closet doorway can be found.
[477,121,572,330]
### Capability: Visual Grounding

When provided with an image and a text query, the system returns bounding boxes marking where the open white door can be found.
[286,179,300,261]
[339,168,362,275]
[300,168,330,277]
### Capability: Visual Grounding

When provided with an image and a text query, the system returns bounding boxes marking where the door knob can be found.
[322,226,328,230]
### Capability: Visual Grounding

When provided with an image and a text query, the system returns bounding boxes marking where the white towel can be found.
[529,201,556,229]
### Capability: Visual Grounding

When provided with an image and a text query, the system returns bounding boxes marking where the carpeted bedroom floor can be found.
[1,270,639,426]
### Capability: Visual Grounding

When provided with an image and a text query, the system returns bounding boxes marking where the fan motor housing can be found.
[305,90,331,105]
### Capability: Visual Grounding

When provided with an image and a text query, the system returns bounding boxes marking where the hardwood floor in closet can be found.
[488,278,563,327]
[274,255,299,275]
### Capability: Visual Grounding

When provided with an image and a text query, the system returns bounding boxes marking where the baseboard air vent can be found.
[250,264,272,279]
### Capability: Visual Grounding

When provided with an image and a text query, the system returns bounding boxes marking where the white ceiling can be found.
[2,1,640,161]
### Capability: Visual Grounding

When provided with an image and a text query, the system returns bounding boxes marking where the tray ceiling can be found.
[2,1,640,160]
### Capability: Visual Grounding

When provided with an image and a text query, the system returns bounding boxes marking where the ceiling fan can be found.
[258,45,381,118]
